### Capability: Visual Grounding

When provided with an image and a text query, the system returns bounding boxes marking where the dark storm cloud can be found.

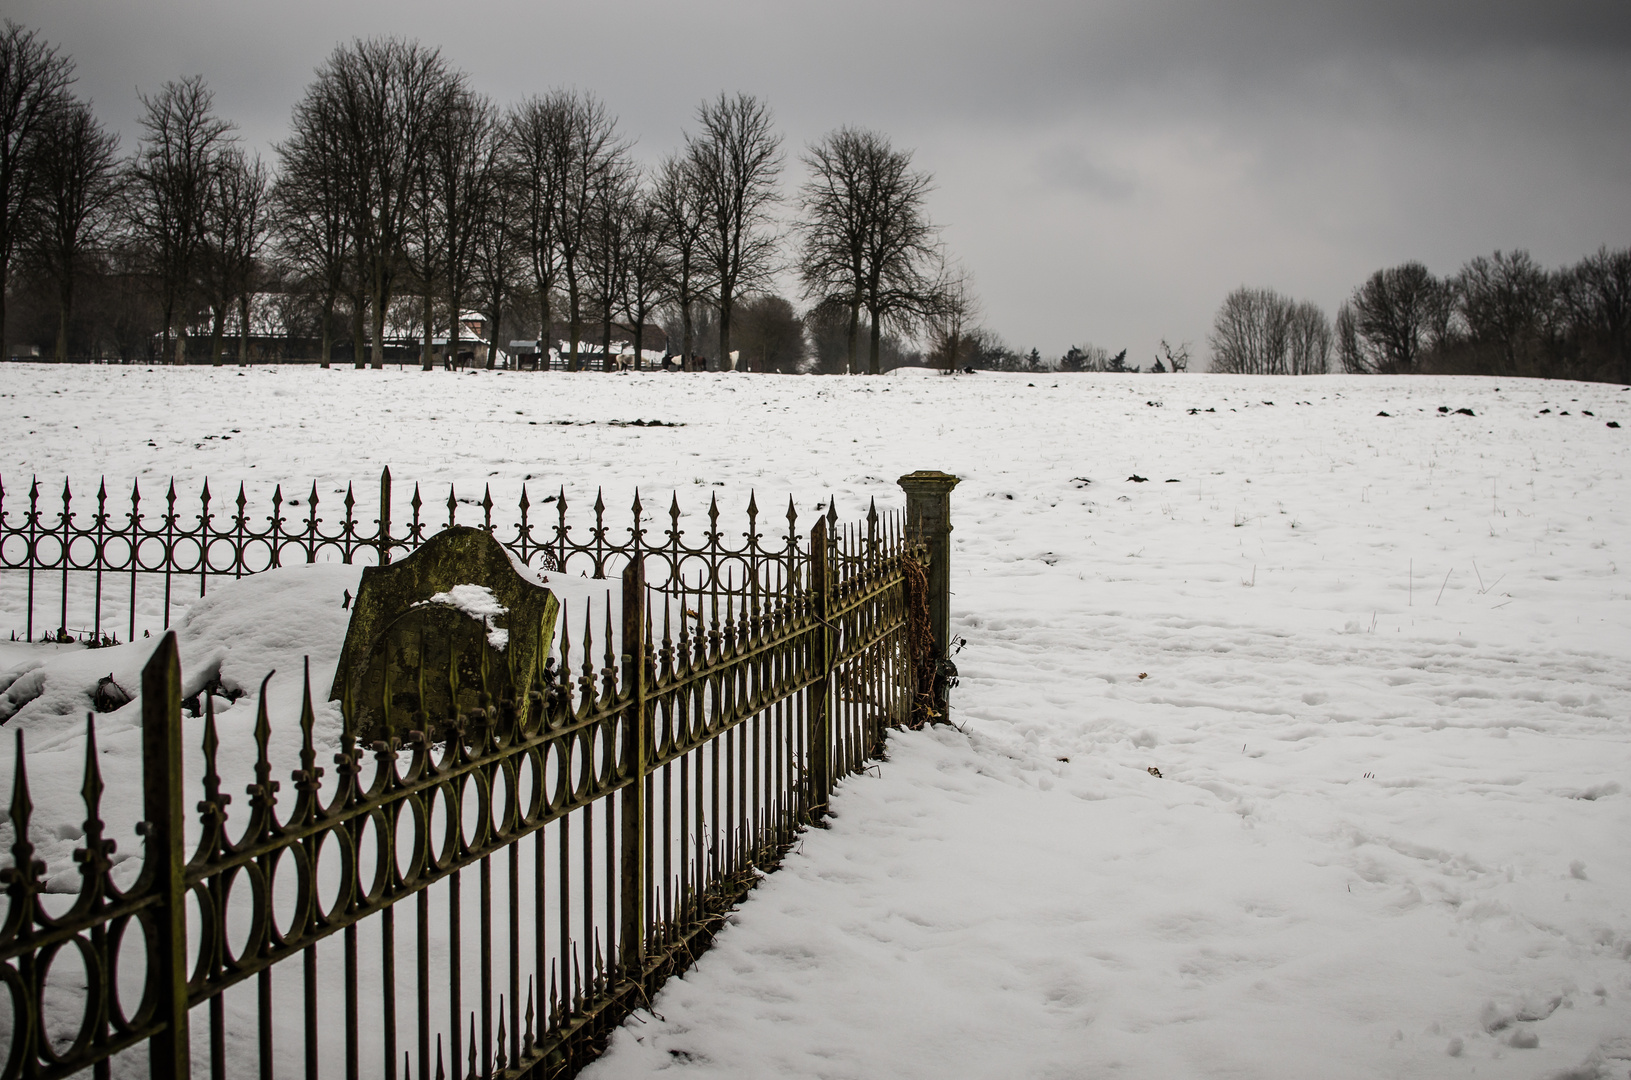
[12,0,1630,362]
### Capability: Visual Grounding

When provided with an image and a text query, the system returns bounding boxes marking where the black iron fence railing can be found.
[0,469,882,646]
[0,474,958,1079]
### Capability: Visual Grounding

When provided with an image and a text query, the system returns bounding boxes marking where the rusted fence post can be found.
[808,518,833,816]
[141,631,191,1080]
[619,556,647,976]
[898,471,960,714]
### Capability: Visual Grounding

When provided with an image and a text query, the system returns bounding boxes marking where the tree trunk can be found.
[421,288,434,370]
[53,278,71,363]
[238,293,250,366]
[680,281,693,367]
[538,288,552,370]
[846,302,860,375]
[601,297,613,372]
[868,309,881,376]
[371,280,388,369]
[719,293,732,372]
[633,311,644,374]
[567,267,582,372]
[209,306,226,368]
[320,292,334,369]
[351,297,366,369]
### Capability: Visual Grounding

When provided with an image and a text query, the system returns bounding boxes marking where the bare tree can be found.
[1454,250,1554,376]
[1340,261,1449,374]
[274,88,353,367]
[924,254,979,373]
[689,92,782,369]
[1561,246,1631,384]
[796,128,868,373]
[547,91,626,371]
[505,93,570,364]
[796,127,938,375]
[23,97,120,361]
[652,151,706,364]
[471,148,524,371]
[301,39,462,369]
[585,163,634,370]
[435,90,500,369]
[619,183,673,370]
[0,21,73,354]
[1209,287,1328,374]
[1154,339,1190,373]
[128,75,235,364]
[201,149,269,366]
[1285,300,1332,375]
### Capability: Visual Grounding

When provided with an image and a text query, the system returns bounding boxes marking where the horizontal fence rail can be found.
[0,469,879,647]
[0,478,948,1079]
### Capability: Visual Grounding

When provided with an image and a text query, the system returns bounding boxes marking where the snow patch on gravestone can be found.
[420,584,510,651]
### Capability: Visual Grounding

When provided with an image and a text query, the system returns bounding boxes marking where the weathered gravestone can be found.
[329,526,560,743]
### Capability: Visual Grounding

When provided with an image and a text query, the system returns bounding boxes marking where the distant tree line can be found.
[0,24,970,373]
[1209,246,1631,381]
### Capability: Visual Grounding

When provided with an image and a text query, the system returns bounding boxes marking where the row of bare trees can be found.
[1209,246,1630,381]
[1336,248,1631,382]
[2,26,974,373]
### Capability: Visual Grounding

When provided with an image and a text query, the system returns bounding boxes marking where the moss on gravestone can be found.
[329,526,559,742]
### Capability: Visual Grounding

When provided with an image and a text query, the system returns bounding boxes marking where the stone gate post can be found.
[897,471,960,708]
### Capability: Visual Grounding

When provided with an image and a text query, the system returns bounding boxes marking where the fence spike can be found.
[496,998,507,1071]
[602,594,617,698]
[201,688,222,811]
[549,961,559,1026]
[557,605,573,711]
[580,598,596,701]
[435,1036,445,1080]
[3,731,42,934]
[410,483,422,514]
[75,713,114,885]
[518,483,530,514]
[465,1014,477,1080]
[299,656,319,785]
[344,482,356,515]
[251,671,278,821]
[593,487,605,519]
[524,977,535,1056]
[447,484,457,529]
[482,484,494,532]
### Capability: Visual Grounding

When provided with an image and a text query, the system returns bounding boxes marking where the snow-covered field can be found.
[3,364,1631,1078]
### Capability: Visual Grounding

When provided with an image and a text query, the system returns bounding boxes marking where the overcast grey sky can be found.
[13,0,1630,366]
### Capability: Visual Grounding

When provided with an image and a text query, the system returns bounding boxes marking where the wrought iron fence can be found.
[0,469,878,646]
[0,479,950,1079]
